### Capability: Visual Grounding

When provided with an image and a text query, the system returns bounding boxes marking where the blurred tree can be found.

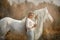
[0,0,11,18]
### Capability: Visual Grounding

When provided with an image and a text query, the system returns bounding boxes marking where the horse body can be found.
[9,19,26,33]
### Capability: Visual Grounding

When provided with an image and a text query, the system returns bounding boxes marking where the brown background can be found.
[0,0,60,40]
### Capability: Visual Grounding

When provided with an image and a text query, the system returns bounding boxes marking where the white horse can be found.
[33,7,54,40]
[0,7,54,40]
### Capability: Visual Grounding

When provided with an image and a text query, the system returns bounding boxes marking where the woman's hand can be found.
[35,15,38,19]
[34,24,37,27]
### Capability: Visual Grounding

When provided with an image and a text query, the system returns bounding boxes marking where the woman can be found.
[26,12,37,40]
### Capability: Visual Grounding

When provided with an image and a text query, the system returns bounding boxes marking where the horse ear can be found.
[47,12,54,23]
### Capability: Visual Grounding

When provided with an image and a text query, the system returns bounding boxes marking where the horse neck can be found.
[37,18,44,31]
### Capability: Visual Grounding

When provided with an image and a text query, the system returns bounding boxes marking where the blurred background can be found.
[0,0,60,40]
